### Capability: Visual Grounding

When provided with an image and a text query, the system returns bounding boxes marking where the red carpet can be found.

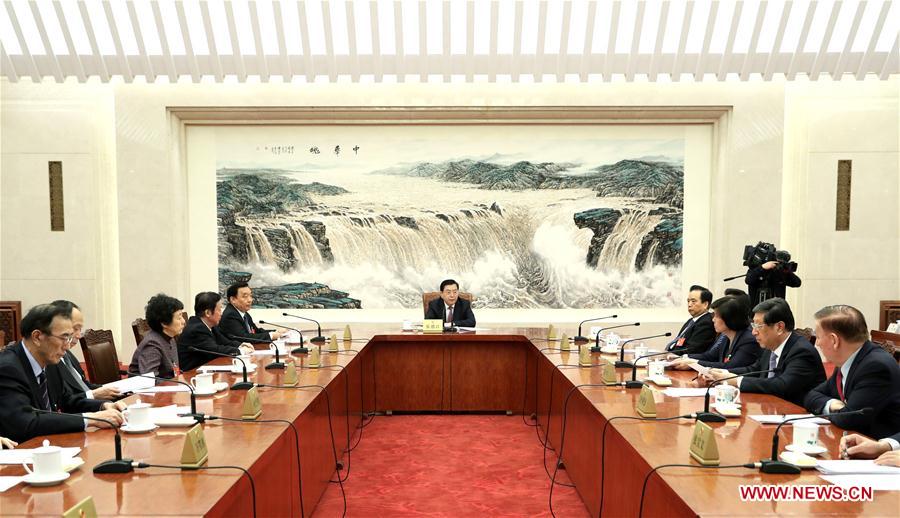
[313,415,589,517]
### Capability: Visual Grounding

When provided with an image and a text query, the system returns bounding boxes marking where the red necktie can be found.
[835,369,845,402]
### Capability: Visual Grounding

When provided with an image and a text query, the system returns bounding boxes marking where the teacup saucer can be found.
[785,443,827,456]
[121,423,158,434]
[600,346,619,355]
[714,404,742,417]
[23,471,70,486]
[194,382,228,396]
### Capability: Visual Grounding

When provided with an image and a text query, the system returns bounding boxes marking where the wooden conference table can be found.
[1,325,897,517]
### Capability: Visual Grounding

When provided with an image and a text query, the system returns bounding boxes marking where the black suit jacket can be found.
[424,297,476,327]
[803,341,900,439]
[745,266,802,305]
[691,328,761,370]
[0,343,93,442]
[728,332,826,406]
[177,316,243,372]
[667,313,717,355]
[219,304,273,343]
[54,350,101,397]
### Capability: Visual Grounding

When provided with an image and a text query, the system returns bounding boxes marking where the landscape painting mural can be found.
[215,125,685,310]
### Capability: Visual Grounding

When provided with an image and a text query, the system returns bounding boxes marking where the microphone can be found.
[573,314,618,343]
[591,322,641,353]
[27,406,134,474]
[227,333,283,370]
[186,346,254,390]
[128,373,204,423]
[282,312,326,344]
[614,333,672,368]
[694,368,775,422]
[625,350,671,389]
[259,320,308,354]
[759,408,873,474]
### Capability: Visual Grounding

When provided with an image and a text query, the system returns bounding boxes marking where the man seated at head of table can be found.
[128,294,186,379]
[670,295,761,370]
[50,300,121,401]
[218,282,283,343]
[0,304,124,443]
[804,304,900,440]
[178,292,255,372]
[424,279,476,328]
[841,431,900,467]
[699,298,826,406]
[665,285,717,355]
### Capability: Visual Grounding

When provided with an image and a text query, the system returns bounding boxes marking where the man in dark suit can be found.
[179,292,254,372]
[804,305,900,440]
[666,285,717,355]
[705,298,825,406]
[49,300,120,401]
[424,279,476,328]
[218,282,282,343]
[0,304,124,443]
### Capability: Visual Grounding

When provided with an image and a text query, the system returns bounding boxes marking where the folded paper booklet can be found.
[0,447,81,465]
[748,414,831,425]
[688,362,710,376]
[102,373,155,393]
[816,460,900,475]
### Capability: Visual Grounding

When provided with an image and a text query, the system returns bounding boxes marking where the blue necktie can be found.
[768,351,778,378]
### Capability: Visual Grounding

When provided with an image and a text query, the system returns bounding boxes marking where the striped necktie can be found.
[37,371,51,411]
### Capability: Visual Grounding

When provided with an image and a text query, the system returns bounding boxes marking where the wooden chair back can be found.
[0,301,22,344]
[79,329,125,384]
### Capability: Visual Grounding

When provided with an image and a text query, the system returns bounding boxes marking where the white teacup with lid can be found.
[22,439,65,478]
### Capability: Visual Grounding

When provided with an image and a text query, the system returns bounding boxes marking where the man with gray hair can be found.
[804,305,900,439]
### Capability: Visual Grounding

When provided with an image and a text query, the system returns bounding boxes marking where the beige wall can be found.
[1,77,897,360]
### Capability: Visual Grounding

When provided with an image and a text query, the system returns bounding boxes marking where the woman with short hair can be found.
[128,294,185,378]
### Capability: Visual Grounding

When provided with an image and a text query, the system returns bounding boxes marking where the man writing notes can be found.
[219,282,282,342]
[841,432,900,467]
[665,285,716,355]
[701,298,825,406]
[425,279,476,329]
[0,304,124,443]
[804,305,900,439]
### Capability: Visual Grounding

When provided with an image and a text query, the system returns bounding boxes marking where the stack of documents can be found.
[817,460,900,491]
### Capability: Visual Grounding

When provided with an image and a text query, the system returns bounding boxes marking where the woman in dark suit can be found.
[671,295,761,370]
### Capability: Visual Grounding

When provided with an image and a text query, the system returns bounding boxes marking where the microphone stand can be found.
[28,407,134,474]
[573,314,617,343]
[187,346,254,390]
[259,320,308,354]
[723,273,747,281]
[615,332,672,368]
[695,368,775,422]
[282,312,326,344]
[230,333,283,370]
[759,408,872,474]
[591,322,641,353]
[625,351,671,389]
[128,373,204,423]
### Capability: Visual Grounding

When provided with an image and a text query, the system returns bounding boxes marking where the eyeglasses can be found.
[750,323,766,330]
[47,333,78,345]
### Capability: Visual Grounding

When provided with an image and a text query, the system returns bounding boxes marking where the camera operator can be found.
[744,244,801,305]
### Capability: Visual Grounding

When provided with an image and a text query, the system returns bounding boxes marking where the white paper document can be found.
[133,385,191,394]
[662,387,709,398]
[455,327,489,332]
[816,460,900,475]
[197,365,239,372]
[0,447,81,465]
[102,374,155,393]
[0,476,24,492]
[748,414,831,425]
[820,474,900,491]
[687,363,710,376]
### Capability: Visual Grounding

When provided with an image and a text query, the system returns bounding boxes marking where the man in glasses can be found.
[49,300,121,401]
[0,304,124,443]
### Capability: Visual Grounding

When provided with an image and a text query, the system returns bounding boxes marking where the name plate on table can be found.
[328,334,339,352]
[547,324,557,340]
[283,360,298,386]
[559,333,571,351]
[602,363,618,385]
[636,385,657,418]
[689,421,720,466]
[579,345,592,366]
[181,424,209,469]
[344,325,352,341]
[422,319,443,334]
[242,386,263,420]
[63,496,97,518]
